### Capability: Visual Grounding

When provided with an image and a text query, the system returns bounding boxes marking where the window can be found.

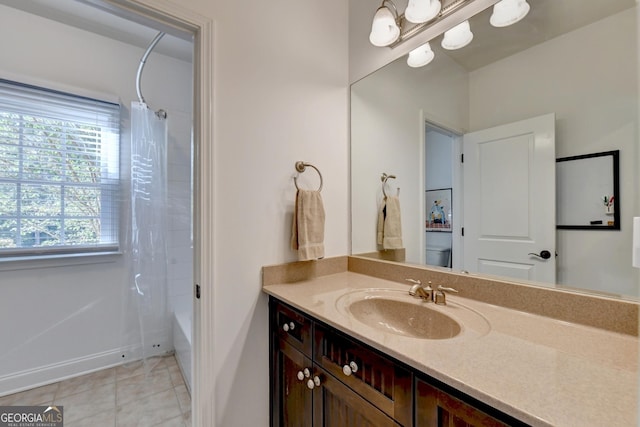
[0,79,120,257]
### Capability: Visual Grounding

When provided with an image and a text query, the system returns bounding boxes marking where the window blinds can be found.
[0,79,120,256]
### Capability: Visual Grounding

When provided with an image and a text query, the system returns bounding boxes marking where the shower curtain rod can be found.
[136,31,166,117]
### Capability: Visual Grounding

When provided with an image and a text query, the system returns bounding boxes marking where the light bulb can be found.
[369,5,400,47]
[407,42,435,67]
[405,0,441,24]
[490,0,530,28]
[441,20,473,50]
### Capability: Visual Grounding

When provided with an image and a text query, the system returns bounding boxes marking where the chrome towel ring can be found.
[381,172,396,198]
[294,161,323,192]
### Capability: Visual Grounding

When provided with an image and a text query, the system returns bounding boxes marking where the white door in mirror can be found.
[463,113,556,284]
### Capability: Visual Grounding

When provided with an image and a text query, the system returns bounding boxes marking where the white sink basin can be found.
[335,288,490,340]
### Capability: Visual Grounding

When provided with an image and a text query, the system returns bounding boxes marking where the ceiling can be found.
[431,0,637,71]
[0,0,193,62]
[2,0,636,70]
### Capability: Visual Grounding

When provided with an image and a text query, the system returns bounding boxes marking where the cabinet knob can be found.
[307,375,321,389]
[282,321,295,332]
[297,368,310,381]
[342,361,359,376]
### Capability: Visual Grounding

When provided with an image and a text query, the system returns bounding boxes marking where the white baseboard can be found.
[0,342,171,397]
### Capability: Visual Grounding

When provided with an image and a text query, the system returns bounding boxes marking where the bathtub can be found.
[173,305,192,392]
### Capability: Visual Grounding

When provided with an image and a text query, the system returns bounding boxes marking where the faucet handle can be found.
[434,285,458,305]
[405,278,421,285]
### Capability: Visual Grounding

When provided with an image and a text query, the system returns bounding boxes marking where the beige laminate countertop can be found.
[263,271,639,427]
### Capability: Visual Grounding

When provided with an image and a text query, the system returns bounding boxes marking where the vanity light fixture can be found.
[441,20,473,50]
[407,42,435,67]
[369,0,401,47]
[405,0,442,24]
[369,0,477,48]
[489,0,530,27]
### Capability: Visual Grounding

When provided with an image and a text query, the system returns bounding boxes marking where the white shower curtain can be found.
[130,101,169,361]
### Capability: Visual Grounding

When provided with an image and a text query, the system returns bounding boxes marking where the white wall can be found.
[351,53,468,263]
[0,4,192,394]
[468,7,639,296]
[164,0,350,425]
[425,128,454,190]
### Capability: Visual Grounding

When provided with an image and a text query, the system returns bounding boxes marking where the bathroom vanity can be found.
[270,297,519,426]
[263,257,639,427]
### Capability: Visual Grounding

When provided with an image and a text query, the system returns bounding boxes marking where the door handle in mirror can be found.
[528,250,552,260]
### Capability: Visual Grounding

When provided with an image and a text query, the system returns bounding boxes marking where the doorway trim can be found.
[104,1,215,425]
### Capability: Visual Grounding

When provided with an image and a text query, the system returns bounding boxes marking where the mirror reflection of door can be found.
[462,113,556,283]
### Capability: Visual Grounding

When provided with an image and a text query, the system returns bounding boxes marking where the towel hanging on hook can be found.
[291,161,325,261]
[378,172,403,249]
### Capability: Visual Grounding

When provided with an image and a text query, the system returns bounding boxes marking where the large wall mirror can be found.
[351,0,639,298]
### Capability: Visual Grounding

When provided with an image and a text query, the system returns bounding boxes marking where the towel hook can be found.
[381,173,396,198]
[294,161,323,192]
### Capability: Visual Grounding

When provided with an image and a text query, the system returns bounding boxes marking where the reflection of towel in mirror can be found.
[291,189,325,261]
[376,196,403,250]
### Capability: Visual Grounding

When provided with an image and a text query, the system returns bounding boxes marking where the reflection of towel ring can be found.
[381,173,396,198]
[294,161,323,192]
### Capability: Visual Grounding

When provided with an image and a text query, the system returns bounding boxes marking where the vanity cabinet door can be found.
[272,298,313,356]
[415,378,510,427]
[312,364,401,427]
[272,339,314,427]
[314,323,413,426]
[272,337,400,427]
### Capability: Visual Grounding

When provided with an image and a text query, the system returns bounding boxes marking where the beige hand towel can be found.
[291,189,325,261]
[378,196,403,250]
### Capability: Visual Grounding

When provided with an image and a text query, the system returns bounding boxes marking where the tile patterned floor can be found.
[0,354,191,427]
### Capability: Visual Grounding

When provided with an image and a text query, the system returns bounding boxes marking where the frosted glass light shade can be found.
[405,0,441,24]
[369,6,400,47]
[407,42,435,67]
[490,0,530,27]
[441,20,473,50]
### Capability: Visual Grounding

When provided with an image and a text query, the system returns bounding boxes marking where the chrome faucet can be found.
[406,279,433,301]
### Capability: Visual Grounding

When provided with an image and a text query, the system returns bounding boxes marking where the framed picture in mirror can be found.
[556,150,620,230]
[426,188,452,232]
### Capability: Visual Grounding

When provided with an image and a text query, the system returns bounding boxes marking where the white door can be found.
[463,113,556,283]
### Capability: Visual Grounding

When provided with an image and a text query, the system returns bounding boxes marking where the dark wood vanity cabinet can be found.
[271,299,402,427]
[274,299,313,356]
[314,323,413,426]
[415,378,509,427]
[273,340,313,427]
[313,363,401,426]
[272,301,314,426]
[270,297,525,427]
[273,339,400,426]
